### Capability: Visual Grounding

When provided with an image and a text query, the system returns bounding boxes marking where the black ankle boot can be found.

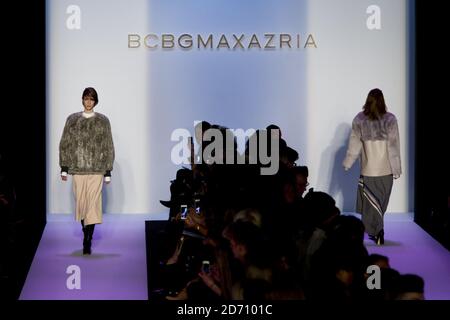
[377,229,384,245]
[82,220,88,254]
[83,241,91,255]
[370,230,385,245]
[83,224,95,255]
[83,237,91,255]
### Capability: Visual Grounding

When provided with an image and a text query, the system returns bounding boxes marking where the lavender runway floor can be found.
[359,213,450,300]
[19,213,164,300]
[19,212,450,300]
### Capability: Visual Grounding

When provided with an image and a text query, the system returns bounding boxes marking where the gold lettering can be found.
[128,34,141,48]
[129,33,317,51]
[264,34,275,49]
[232,34,245,49]
[162,34,175,49]
[280,34,292,49]
[304,34,317,48]
[248,34,261,49]
[217,34,230,49]
[198,34,213,49]
[144,34,158,49]
[178,34,193,49]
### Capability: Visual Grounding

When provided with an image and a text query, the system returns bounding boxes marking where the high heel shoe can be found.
[377,229,384,245]
[369,229,384,245]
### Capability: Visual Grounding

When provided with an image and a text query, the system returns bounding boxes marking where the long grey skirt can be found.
[356,174,393,237]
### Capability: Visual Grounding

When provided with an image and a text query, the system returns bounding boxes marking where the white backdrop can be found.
[47,0,413,215]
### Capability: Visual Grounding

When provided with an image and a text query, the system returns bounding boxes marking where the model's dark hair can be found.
[82,87,99,106]
[363,88,387,120]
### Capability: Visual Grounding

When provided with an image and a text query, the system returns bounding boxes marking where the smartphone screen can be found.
[202,260,210,273]
[180,205,188,220]
[194,199,201,215]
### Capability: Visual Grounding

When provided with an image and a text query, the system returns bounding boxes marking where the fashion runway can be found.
[19,212,450,300]
[19,213,165,300]
[360,213,450,300]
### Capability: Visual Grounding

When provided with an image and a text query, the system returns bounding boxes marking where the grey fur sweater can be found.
[59,112,115,176]
[343,111,401,177]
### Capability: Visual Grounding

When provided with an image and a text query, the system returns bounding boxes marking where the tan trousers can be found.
[73,175,103,226]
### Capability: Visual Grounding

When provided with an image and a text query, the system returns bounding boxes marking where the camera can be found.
[202,260,210,274]
[180,204,188,220]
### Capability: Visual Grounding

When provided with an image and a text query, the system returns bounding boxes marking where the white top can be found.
[82,111,95,118]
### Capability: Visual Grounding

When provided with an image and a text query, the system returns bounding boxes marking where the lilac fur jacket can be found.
[343,111,401,177]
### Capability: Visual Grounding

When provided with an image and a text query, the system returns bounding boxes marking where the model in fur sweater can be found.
[59,87,115,254]
[343,88,401,245]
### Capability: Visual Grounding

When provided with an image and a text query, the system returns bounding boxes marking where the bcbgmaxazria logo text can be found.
[127,33,317,50]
